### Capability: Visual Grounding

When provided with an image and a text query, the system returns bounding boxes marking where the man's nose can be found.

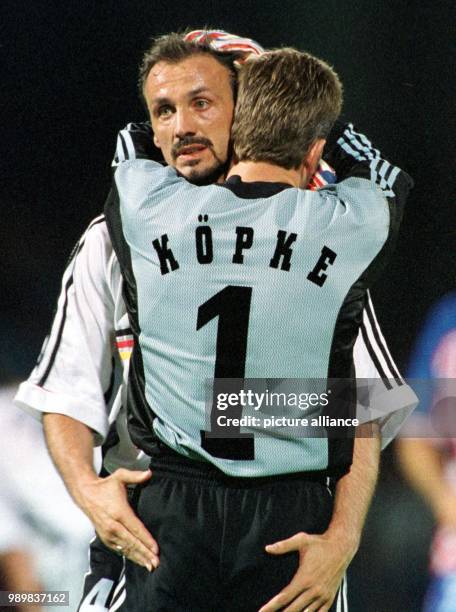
[174,107,197,139]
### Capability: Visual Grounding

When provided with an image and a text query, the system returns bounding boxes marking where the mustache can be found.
[171,136,214,160]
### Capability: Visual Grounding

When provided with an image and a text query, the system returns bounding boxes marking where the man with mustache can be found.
[16,31,416,611]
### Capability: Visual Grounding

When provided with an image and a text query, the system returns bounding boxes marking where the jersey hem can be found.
[364,383,418,449]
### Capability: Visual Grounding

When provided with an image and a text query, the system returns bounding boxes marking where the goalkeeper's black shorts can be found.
[122,447,346,612]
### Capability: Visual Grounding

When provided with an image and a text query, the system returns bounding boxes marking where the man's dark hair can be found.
[138,31,240,104]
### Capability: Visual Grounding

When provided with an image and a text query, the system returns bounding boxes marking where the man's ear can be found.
[153,133,161,149]
[304,138,326,178]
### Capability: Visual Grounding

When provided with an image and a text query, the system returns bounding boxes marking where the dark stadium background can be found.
[2,1,455,610]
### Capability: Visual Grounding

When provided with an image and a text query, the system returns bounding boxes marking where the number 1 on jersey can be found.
[197,286,255,460]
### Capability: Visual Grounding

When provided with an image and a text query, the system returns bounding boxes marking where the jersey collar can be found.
[221,175,293,199]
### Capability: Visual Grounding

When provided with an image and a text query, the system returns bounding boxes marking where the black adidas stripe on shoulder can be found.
[359,292,404,391]
[37,215,106,387]
[112,122,163,166]
[337,124,401,197]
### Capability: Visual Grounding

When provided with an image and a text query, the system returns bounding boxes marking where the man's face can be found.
[144,54,235,184]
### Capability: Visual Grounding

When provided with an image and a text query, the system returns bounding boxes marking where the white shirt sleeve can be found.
[353,292,418,448]
[15,216,122,444]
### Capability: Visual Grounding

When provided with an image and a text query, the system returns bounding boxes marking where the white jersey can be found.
[14,216,149,473]
[15,125,416,472]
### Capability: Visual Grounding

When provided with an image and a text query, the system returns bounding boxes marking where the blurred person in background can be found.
[397,292,456,612]
[0,522,43,612]
[0,381,95,612]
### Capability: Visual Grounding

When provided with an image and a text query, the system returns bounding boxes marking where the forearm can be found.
[43,412,98,512]
[326,423,381,555]
[261,424,381,611]
[43,413,157,568]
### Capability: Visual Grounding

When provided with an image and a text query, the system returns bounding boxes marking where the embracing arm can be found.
[43,413,97,504]
[43,412,158,570]
[260,423,380,612]
[16,219,158,570]
[327,423,380,552]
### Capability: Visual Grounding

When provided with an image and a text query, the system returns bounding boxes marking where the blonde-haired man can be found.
[103,47,413,611]
[232,48,342,172]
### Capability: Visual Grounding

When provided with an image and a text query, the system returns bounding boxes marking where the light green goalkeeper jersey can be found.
[106,123,412,477]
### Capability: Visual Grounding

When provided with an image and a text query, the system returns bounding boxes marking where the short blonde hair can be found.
[232,48,343,169]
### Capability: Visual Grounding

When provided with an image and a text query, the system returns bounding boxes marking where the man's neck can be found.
[227,160,305,188]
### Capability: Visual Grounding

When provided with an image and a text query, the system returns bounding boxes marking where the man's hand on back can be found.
[77,468,159,571]
[42,413,158,571]
[260,426,381,611]
[259,530,355,611]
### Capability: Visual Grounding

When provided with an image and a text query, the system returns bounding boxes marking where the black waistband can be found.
[148,440,331,488]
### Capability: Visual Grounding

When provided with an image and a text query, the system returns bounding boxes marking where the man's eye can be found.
[194,99,209,109]
[157,106,173,117]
